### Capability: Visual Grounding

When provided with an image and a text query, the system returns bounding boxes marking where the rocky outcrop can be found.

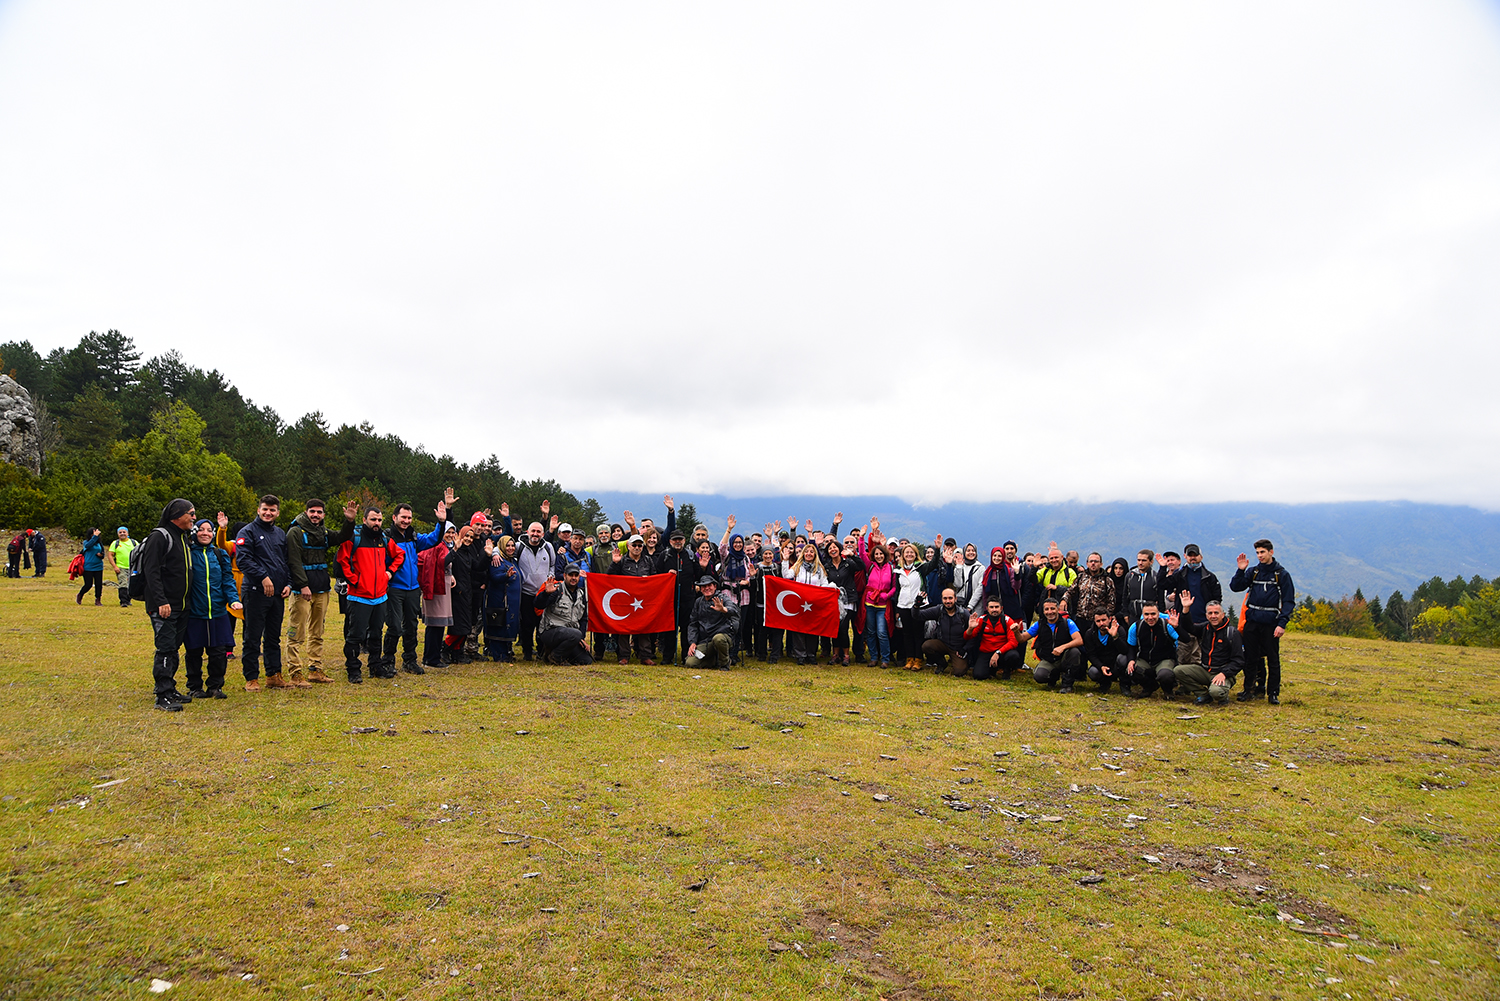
[0,375,42,475]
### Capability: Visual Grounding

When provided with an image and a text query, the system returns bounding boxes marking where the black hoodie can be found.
[139,499,193,612]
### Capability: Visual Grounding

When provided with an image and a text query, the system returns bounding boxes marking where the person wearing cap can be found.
[534,562,593,665]
[138,499,197,711]
[514,520,556,661]
[687,575,740,670]
[655,523,696,665]
[1163,545,1222,667]
[608,533,658,664]
[554,523,589,577]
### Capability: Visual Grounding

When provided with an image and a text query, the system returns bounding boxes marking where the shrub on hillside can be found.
[1287,596,1380,639]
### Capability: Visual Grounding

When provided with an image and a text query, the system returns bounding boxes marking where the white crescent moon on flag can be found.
[601,589,631,620]
[775,589,801,616]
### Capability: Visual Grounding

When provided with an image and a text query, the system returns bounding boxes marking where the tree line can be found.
[0,331,624,537]
[1288,575,1500,647]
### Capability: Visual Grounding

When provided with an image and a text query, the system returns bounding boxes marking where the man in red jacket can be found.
[963,596,1025,680]
[337,505,405,683]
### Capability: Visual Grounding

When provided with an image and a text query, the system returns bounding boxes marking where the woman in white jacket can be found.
[783,542,832,665]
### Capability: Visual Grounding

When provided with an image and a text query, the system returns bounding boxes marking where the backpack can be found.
[128,527,172,601]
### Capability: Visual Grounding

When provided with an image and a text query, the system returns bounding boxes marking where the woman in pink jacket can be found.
[858,520,898,667]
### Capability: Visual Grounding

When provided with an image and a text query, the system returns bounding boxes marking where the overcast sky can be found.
[2,2,1498,507]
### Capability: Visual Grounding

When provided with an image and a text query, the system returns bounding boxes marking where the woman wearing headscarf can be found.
[77,528,106,605]
[418,524,457,668]
[184,518,242,698]
[1110,557,1131,621]
[486,535,522,662]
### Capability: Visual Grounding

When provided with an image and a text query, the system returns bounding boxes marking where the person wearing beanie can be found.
[138,498,196,711]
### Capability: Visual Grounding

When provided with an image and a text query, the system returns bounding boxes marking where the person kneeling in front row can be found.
[1169,593,1243,705]
[1029,599,1083,692]
[534,565,593,665]
[688,575,740,670]
[963,596,1025,680]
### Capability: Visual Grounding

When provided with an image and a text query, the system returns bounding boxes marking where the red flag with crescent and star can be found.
[763,575,840,637]
[586,572,677,634]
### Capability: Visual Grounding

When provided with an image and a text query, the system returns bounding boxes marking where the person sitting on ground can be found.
[687,575,740,670]
[1081,611,1128,693]
[534,564,593,665]
[917,586,970,675]
[963,596,1025,680]
[1169,592,1243,705]
[1028,598,1083,693]
[184,518,242,699]
[1120,601,1178,699]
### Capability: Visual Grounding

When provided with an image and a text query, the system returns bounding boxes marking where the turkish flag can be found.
[764,575,840,637]
[586,573,677,634]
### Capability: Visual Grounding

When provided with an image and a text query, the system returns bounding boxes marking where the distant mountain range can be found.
[582,492,1500,601]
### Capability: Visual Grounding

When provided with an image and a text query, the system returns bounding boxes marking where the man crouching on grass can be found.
[534,565,593,665]
[138,498,197,712]
[687,575,739,669]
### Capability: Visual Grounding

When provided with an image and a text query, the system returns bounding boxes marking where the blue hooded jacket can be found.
[486,556,522,638]
[188,532,239,620]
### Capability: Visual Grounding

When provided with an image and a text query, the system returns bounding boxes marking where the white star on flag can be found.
[630,598,644,611]
[801,602,813,612]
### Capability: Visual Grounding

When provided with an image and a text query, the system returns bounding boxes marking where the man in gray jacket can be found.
[514,521,556,661]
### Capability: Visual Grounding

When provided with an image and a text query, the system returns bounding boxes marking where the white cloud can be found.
[2,1,1497,504]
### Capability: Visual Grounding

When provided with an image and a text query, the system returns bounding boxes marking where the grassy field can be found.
[1,570,1497,1000]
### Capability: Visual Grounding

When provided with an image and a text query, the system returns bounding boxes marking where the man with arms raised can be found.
[338,505,406,683]
[380,490,453,675]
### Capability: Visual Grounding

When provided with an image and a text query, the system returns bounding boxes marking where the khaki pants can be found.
[287,591,329,672]
[1176,632,1201,666]
[1173,662,1232,701]
[693,632,733,669]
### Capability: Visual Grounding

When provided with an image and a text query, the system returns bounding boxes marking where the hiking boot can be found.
[1267,693,1280,705]
[188,688,211,700]
[1194,694,1212,705]
[1235,688,1256,702]
[402,660,425,675]
[264,673,292,690]
[154,694,184,712]
[244,678,263,692]
[165,689,193,704]
[347,670,363,684]
[307,669,333,683]
[287,670,313,688]
[1058,682,1075,694]
[208,688,227,699]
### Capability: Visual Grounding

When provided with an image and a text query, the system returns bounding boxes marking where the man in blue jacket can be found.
[235,494,292,691]
[1230,539,1296,705]
[380,491,452,674]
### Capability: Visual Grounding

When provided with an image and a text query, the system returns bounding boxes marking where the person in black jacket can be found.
[1170,593,1243,705]
[1162,546,1222,666]
[687,576,740,669]
[1229,539,1296,705]
[29,530,46,577]
[917,587,970,675]
[445,526,490,665]
[655,528,697,665]
[235,494,293,691]
[139,498,197,712]
[1081,612,1128,692]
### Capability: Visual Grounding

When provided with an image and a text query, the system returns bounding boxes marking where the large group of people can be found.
[124,494,1297,714]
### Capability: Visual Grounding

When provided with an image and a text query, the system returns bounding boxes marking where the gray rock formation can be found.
[0,375,42,475]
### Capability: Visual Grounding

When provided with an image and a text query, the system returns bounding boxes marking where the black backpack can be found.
[127,528,172,601]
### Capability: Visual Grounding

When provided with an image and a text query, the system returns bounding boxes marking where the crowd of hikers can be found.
[106,493,1296,713]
